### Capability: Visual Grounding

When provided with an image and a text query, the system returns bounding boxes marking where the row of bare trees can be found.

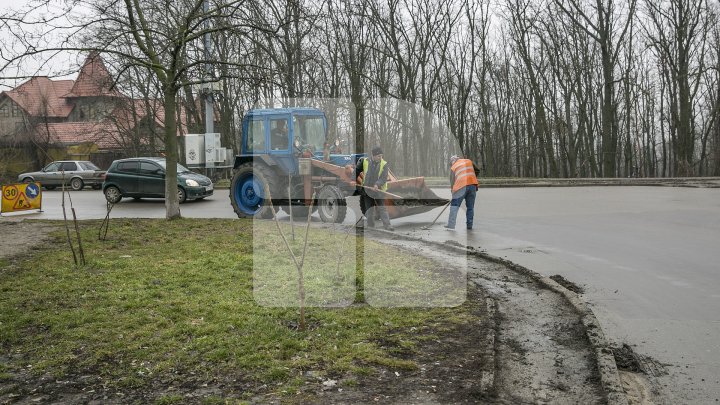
[204,0,720,178]
[3,0,720,189]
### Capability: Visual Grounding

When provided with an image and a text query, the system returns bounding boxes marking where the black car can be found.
[102,157,213,203]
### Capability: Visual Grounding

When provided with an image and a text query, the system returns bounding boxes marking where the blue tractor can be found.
[229,108,446,223]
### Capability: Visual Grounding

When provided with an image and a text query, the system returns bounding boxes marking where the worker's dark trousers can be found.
[362,194,391,228]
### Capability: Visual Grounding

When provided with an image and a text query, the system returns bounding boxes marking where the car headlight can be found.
[186,179,200,187]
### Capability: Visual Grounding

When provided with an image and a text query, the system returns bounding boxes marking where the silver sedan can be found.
[17,160,107,191]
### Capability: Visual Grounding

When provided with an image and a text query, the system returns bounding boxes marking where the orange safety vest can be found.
[451,158,479,193]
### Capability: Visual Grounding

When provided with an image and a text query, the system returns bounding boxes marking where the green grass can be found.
[252,222,465,307]
[0,218,475,400]
[214,178,231,189]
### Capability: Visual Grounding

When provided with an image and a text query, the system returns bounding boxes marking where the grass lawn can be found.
[0,218,476,403]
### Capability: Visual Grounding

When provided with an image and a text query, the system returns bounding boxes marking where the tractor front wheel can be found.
[317,184,347,223]
[230,162,279,219]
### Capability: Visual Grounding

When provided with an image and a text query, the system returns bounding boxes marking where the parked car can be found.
[102,157,213,204]
[17,160,106,191]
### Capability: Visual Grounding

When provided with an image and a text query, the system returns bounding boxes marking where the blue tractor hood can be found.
[313,152,366,167]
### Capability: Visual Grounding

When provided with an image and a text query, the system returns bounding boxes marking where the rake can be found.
[420,201,451,230]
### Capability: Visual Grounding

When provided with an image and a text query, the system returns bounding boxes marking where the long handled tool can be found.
[420,201,452,230]
[357,184,404,199]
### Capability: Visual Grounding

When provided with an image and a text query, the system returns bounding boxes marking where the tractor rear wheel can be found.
[317,184,347,223]
[230,162,280,219]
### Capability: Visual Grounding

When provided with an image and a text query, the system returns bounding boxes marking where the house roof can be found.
[3,52,197,150]
[111,98,190,134]
[40,121,123,149]
[1,77,75,117]
[63,52,123,98]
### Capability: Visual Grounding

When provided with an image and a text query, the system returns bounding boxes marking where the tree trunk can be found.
[163,87,181,220]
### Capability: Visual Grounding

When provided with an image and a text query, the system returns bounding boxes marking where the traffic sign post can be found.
[1,182,43,215]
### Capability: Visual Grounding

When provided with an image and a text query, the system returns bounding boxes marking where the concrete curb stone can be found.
[423,176,720,188]
[479,297,499,396]
[365,227,629,405]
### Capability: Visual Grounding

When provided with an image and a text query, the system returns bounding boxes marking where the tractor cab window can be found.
[293,116,325,152]
[246,119,266,152]
[270,118,290,150]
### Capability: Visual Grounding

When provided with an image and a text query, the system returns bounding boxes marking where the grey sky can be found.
[0,0,82,90]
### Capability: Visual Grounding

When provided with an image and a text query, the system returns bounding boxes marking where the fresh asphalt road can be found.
[5,186,719,403]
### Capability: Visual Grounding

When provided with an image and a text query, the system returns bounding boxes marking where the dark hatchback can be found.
[102,157,213,203]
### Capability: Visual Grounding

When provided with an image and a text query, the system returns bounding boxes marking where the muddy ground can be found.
[370,235,606,404]
[0,219,608,404]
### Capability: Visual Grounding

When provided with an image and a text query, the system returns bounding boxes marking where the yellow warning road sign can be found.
[1,183,42,214]
[13,192,32,209]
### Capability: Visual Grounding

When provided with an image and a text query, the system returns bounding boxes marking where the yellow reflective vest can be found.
[361,157,388,191]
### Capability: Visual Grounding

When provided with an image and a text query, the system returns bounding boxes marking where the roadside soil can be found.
[0,219,58,260]
[322,233,607,404]
[0,219,606,404]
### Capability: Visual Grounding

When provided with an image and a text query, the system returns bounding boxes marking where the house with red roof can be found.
[0,53,190,175]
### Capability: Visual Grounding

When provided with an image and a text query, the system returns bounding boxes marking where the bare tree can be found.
[554,0,637,177]
[1,0,274,218]
[642,0,713,176]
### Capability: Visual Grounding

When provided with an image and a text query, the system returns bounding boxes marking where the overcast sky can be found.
[0,0,82,90]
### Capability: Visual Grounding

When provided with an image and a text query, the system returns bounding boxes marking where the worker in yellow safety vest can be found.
[445,155,479,230]
[355,146,394,231]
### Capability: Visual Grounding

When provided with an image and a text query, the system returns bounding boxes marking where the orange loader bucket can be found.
[362,177,448,219]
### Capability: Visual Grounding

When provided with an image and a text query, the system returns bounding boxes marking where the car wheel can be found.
[104,186,122,203]
[70,178,84,191]
[178,187,187,204]
[22,177,33,184]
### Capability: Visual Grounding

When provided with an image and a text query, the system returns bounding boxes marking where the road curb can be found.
[424,177,720,188]
[479,297,499,397]
[364,228,629,405]
[474,251,629,405]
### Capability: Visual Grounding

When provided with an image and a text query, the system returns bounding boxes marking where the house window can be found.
[78,105,87,120]
[11,103,21,117]
[0,105,8,117]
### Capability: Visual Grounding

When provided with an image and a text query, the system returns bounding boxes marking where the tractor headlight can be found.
[186,179,200,187]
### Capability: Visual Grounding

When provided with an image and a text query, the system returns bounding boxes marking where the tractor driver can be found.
[271,119,289,150]
[330,138,342,154]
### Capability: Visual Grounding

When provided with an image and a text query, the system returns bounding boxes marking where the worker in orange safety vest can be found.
[445,155,479,230]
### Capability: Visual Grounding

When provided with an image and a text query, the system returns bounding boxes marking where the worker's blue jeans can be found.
[447,185,477,229]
